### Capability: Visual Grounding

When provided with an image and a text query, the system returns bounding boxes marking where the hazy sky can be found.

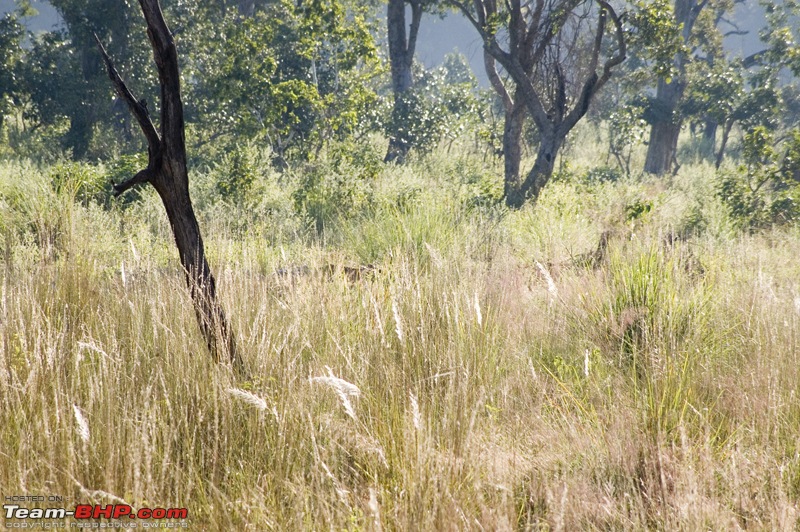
[0,0,59,31]
[416,12,487,84]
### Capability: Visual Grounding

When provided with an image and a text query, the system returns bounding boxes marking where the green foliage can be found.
[608,105,648,177]
[185,0,379,163]
[684,59,781,137]
[49,161,109,207]
[627,0,685,80]
[291,141,383,231]
[105,152,147,202]
[625,198,653,222]
[758,0,800,78]
[583,165,624,184]
[25,0,154,158]
[718,127,800,230]
[213,146,262,202]
[381,53,482,157]
[0,12,25,130]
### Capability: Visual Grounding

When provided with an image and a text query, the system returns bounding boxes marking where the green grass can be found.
[1,141,799,530]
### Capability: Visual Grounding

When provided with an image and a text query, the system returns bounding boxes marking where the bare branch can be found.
[692,0,710,18]
[495,47,552,131]
[484,50,513,111]
[523,0,545,54]
[553,63,566,121]
[597,0,626,82]
[449,0,488,39]
[586,2,606,76]
[94,33,160,152]
[743,49,767,68]
[680,0,709,38]
[723,29,748,37]
[532,0,573,68]
[563,0,626,131]
[112,168,153,197]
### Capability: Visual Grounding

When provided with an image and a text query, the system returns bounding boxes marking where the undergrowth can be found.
[0,138,798,529]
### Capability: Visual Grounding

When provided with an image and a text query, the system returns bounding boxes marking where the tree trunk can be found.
[644,78,683,175]
[64,107,94,159]
[515,131,563,207]
[703,117,717,144]
[456,0,627,207]
[643,0,704,175]
[644,120,681,175]
[156,185,236,363]
[385,0,421,163]
[715,119,733,169]
[96,0,240,370]
[503,99,526,207]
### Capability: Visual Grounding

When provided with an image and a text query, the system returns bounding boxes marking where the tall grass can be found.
[0,144,799,530]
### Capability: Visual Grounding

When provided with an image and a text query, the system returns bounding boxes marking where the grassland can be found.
[1,136,799,529]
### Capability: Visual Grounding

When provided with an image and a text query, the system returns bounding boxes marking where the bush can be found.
[717,127,800,230]
[291,142,380,231]
[49,161,108,207]
[382,54,482,157]
[584,165,624,184]
[212,144,262,202]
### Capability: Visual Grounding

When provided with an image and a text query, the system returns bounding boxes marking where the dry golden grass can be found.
[0,154,799,530]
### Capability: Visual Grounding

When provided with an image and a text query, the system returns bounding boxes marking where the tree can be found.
[0,11,25,132]
[668,0,800,169]
[44,0,153,158]
[641,0,708,175]
[384,0,439,163]
[481,43,528,203]
[682,58,780,168]
[95,0,239,368]
[451,0,626,207]
[181,0,378,165]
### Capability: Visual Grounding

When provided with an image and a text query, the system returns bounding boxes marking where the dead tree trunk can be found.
[95,0,239,369]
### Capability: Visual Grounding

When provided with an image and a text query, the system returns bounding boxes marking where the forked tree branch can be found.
[563,0,625,131]
[94,33,160,152]
[139,0,185,160]
[484,50,513,111]
[597,0,626,82]
[112,168,154,197]
[95,0,240,370]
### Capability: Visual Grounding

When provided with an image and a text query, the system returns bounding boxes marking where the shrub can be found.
[291,143,380,231]
[717,127,800,230]
[212,144,262,202]
[49,161,108,207]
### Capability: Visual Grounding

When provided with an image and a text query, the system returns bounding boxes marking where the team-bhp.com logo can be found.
[4,504,188,528]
